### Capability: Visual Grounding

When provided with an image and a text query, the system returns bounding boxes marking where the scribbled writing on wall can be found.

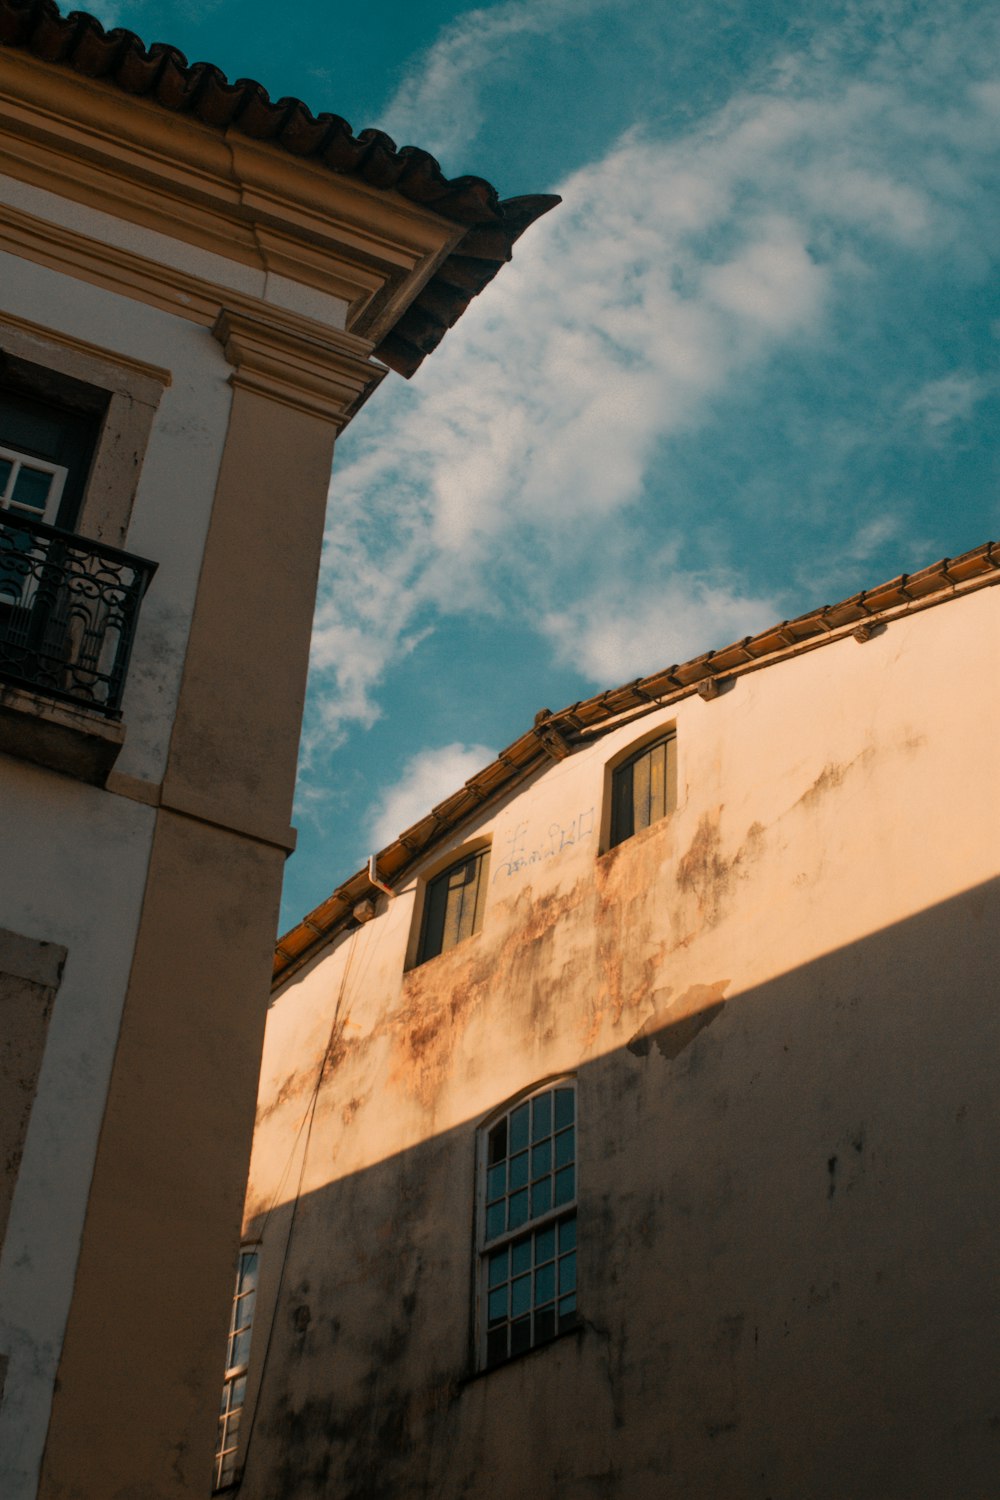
[493,808,595,880]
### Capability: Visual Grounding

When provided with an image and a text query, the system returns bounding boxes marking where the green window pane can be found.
[559,1215,577,1252]
[511,1237,531,1277]
[11,465,51,512]
[559,1251,576,1294]
[554,1165,575,1206]
[509,1150,528,1190]
[488,1118,507,1164]
[531,1092,552,1141]
[509,1104,529,1153]
[531,1140,551,1179]
[511,1274,531,1318]
[554,1088,574,1130]
[558,1295,577,1330]
[531,1178,552,1218]
[508,1189,528,1230]
[535,1261,555,1306]
[0,458,12,494]
[486,1201,505,1240]
[488,1247,508,1287]
[488,1286,508,1324]
[555,1127,574,1168]
[535,1224,555,1265]
[487,1163,506,1201]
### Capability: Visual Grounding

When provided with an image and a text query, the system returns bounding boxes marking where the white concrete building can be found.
[0,6,554,1497]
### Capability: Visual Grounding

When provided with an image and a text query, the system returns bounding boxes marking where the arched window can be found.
[478,1080,577,1368]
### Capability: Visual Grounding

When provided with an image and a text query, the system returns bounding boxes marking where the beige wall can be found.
[238,581,1000,1499]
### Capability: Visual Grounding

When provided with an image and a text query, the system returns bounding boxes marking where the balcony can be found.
[0,511,156,782]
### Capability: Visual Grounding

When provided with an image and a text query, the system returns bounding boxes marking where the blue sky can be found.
[94,1,1000,930]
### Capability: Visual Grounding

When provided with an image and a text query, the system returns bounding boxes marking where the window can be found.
[0,383,103,533]
[416,846,490,965]
[214,1247,259,1491]
[609,730,677,848]
[479,1082,577,1368]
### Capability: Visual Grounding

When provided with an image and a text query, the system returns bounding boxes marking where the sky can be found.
[92,0,1000,931]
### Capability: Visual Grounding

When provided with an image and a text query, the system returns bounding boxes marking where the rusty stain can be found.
[627,981,729,1060]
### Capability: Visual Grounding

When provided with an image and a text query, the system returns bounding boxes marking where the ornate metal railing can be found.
[0,511,157,719]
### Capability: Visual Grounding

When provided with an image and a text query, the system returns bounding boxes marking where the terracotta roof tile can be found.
[0,0,559,373]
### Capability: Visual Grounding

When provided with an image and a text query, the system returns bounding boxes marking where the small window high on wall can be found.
[609,730,677,848]
[478,1081,577,1369]
[213,1246,259,1491]
[416,846,490,965]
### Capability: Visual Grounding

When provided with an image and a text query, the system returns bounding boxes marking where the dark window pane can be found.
[511,1237,531,1277]
[508,1189,528,1229]
[535,1224,555,1265]
[488,1286,508,1324]
[488,1248,508,1288]
[535,1262,555,1305]
[510,1316,531,1356]
[509,1150,528,1190]
[555,1127,574,1168]
[554,1165,575,1206]
[0,458,12,492]
[487,1163,506,1201]
[511,1274,531,1318]
[559,1251,576,1294]
[488,1119,507,1165]
[230,1375,247,1407]
[531,1092,552,1141]
[531,1140,551,1179]
[487,1326,508,1366]
[610,759,634,846]
[632,746,651,832]
[558,1296,577,1330]
[559,1215,577,1252]
[11,465,51,512]
[535,1306,556,1343]
[239,1252,259,1291]
[509,1104,529,1153]
[486,1201,506,1240]
[554,1088,574,1129]
[531,1177,552,1218]
[230,1329,251,1370]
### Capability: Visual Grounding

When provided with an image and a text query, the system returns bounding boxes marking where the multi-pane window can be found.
[479,1083,577,1368]
[214,1247,259,1491]
[417,846,490,964]
[0,445,66,525]
[609,731,676,848]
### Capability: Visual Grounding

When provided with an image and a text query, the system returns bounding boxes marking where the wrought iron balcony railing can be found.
[0,511,157,719]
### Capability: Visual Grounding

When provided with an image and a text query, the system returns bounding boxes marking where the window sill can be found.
[0,680,125,785]
[462,1320,585,1385]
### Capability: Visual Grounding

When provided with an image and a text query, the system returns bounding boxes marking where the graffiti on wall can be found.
[493,807,596,880]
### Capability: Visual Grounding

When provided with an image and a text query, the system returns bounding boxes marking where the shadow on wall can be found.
[237,877,1000,1500]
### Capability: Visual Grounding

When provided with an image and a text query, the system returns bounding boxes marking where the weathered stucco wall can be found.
[240,582,1000,1499]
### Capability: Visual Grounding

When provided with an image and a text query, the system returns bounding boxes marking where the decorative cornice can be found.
[212,308,383,426]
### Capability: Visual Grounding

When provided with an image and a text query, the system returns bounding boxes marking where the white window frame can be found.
[476,1079,578,1370]
[213,1244,260,1492]
[0,443,67,526]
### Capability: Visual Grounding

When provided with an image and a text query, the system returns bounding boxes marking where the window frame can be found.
[213,1243,260,1493]
[475,1079,578,1371]
[605,725,678,851]
[413,842,491,967]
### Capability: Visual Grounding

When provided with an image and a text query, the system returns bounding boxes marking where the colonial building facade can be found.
[0,5,554,1498]
[239,546,999,1498]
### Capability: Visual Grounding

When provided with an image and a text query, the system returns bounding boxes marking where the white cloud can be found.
[378,0,606,162]
[367,743,496,849]
[902,373,993,435]
[304,10,1000,752]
